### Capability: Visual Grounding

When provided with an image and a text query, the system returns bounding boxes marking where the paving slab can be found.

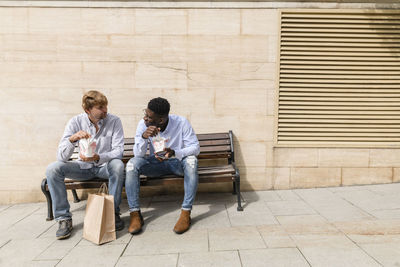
[239,248,309,267]
[276,214,328,225]
[292,234,380,267]
[275,190,301,201]
[116,254,178,267]
[0,238,54,266]
[0,205,11,213]
[57,243,126,267]
[334,219,400,235]
[123,229,208,255]
[209,226,266,251]
[178,251,242,267]
[0,203,44,231]
[257,225,296,248]
[190,204,231,230]
[267,200,317,216]
[227,201,277,227]
[304,198,374,222]
[2,185,400,266]
[242,190,282,202]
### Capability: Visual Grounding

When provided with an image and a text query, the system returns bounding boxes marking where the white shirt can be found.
[57,113,124,169]
[133,114,200,160]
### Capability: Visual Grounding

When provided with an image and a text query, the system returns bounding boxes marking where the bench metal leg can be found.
[234,172,243,211]
[72,189,80,203]
[41,178,54,221]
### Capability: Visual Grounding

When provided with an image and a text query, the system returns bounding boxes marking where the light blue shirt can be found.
[134,114,200,160]
[57,113,124,169]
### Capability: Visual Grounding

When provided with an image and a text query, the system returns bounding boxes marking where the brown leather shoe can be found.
[173,209,191,234]
[128,211,144,235]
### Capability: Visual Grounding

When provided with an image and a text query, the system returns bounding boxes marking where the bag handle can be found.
[98,183,109,194]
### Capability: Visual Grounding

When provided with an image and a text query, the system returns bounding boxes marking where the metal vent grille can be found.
[278,10,400,145]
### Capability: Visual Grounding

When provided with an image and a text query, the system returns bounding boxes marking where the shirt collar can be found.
[85,113,104,127]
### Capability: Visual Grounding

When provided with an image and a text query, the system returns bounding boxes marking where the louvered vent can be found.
[278,10,400,145]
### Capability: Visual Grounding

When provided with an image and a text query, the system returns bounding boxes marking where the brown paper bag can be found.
[83,183,116,245]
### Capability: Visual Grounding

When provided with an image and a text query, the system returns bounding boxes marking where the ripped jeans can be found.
[125,155,198,212]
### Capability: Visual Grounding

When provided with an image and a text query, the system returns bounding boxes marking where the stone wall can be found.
[0,5,399,204]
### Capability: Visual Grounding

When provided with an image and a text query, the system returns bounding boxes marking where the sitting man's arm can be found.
[174,119,200,161]
[57,118,81,162]
[96,117,124,165]
[133,120,149,158]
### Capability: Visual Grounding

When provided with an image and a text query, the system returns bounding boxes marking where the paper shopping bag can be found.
[83,184,116,245]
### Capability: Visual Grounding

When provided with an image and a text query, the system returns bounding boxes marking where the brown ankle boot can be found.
[128,211,144,235]
[173,209,191,234]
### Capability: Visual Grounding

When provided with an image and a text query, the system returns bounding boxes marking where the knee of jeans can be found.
[45,161,65,182]
[126,157,146,173]
[183,156,198,170]
[108,159,124,174]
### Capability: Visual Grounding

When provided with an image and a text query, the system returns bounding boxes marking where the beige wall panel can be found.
[165,88,215,117]
[268,35,279,63]
[241,9,279,35]
[238,116,274,142]
[342,168,393,186]
[0,8,28,34]
[109,35,136,62]
[187,35,216,63]
[215,88,267,116]
[274,148,318,167]
[58,35,110,62]
[239,36,270,63]
[81,8,135,34]
[239,63,276,89]
[290,168,341,188]
[272,168,291,190]
[106,88,163,115]
[135,62,187,89]
[370,149,400,167]
[318,149,370,167]
[191,114,240,135]
[29,8,82,34]
[266,89,275,116]
[0,114,69,166]
[0,62,82,88]
[133,35,163,62]
[0,166,47,191]
[235,141,267,168]
[82,62,135,88]
[2,34,57,61]
[0,88,83,115]
[394,168,400,183]
[162,36,188,62]
[188,9,240,35]
[240,167,272,191]
[135,9,187,35]
[188,62,240,89]
[214,36,241,62]
[0,191,45,204]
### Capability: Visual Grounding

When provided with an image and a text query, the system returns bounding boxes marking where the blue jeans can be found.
[46,159,125,221]
[125,155,198,212]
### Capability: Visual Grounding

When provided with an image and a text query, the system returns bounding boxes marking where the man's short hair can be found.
[82,90,108,111]
[148,97,170,117]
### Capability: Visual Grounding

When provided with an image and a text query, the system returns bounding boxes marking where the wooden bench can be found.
[41,131,243,221]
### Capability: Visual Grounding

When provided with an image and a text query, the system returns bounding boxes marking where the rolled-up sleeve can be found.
[174,120,200,161]
[57,118,78,162]
[133,120,148,158]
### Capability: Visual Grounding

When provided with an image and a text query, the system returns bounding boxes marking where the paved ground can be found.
[1,183,400,266]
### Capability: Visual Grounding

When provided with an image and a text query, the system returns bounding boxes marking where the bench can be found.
[41,130,243,221]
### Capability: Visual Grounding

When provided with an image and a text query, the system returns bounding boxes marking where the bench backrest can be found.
[71,131,235,163]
